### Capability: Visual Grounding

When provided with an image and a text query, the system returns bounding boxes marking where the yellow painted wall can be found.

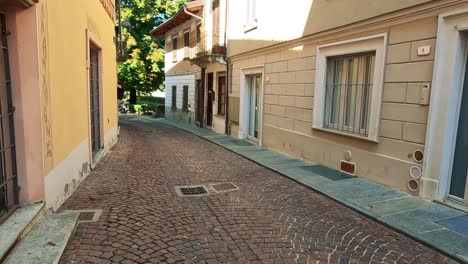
[38,0,117,175]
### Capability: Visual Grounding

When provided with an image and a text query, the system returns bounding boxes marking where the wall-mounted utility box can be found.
[417,45,431,56]
[420,83,431,105]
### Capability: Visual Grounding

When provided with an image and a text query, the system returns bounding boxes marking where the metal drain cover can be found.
[64,209,102,224]
[211,182,239,192]
[175,185,209,197]
[79,212,95,221]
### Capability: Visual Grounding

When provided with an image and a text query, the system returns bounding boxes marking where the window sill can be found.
[244,22,257,33]
[312,126,379,143]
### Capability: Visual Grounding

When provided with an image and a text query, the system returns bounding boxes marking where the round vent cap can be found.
[409,166,422,179]
[413,149,424,163]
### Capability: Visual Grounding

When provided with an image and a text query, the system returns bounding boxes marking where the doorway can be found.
[0,13,18,222]
[89,46,102,156]
[207,73,214,126]
[448,38,468,205]
[247,74,261,140]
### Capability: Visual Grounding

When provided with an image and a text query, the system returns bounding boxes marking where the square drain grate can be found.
[176,185,209,196]
[64,209,103,224]
[211,182,239,192]
[79,212,95,221]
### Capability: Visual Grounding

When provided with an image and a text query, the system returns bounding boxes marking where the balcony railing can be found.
[187,35,225,61]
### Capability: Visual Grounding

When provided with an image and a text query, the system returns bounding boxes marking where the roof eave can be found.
[150,1,203,37]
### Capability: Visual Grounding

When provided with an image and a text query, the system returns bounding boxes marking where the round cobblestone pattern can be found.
[59,118,459,264]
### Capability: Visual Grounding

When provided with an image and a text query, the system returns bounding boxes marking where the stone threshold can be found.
[3,211,80,264]
[126,115,468,263]
[0,202,45,261]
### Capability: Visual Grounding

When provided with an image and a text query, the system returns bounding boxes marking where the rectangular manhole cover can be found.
[211,183,239,192]
[175,185,209,197]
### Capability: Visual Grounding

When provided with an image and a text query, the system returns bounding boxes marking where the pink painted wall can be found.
[0,4,45,204]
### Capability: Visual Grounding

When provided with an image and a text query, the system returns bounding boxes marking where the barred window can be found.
[172,85,177,109]
[324,52,375,137]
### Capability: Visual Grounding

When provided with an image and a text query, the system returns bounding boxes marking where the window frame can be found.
[171,85,177,109]
[313,33,387,142]
[217,74,226,116]
[323,52,376,137]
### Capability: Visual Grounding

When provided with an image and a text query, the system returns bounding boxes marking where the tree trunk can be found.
[129,88,137,105]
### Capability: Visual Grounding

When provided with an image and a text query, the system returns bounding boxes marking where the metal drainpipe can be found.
[223,0,230,135]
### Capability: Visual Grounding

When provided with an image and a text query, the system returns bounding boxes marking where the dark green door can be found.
[450,51,468,200]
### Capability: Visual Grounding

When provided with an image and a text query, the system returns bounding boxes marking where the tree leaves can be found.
[118,0,187,95]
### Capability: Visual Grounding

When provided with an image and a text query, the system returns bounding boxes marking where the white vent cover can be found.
[409,166,422,179]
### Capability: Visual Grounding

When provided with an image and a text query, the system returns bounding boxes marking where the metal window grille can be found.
[89,47,101,154]
[0,14,19,222]
[172,85,177,109]
[182,85,188,110]
[324,52,375,137]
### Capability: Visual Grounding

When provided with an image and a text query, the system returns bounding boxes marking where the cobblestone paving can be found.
[59,118,458,264]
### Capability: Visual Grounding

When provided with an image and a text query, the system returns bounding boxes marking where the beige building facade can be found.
[226,0,468,211]
[152,0,228,134]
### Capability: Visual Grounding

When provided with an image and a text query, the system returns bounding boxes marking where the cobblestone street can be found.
[59,118,458,264]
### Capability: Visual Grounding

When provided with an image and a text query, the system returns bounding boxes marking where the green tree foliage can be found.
[118,0,187,103]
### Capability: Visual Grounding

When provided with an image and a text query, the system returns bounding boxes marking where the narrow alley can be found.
[59,117,456,264]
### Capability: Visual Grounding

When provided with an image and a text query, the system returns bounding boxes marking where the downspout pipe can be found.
[223,0,230,135]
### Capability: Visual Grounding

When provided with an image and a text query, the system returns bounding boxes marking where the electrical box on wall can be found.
[417,45,431,56]
[420,83,431,105]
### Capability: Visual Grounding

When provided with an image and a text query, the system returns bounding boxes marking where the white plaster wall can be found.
[165,74,197,111]
[44,127,118,211]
